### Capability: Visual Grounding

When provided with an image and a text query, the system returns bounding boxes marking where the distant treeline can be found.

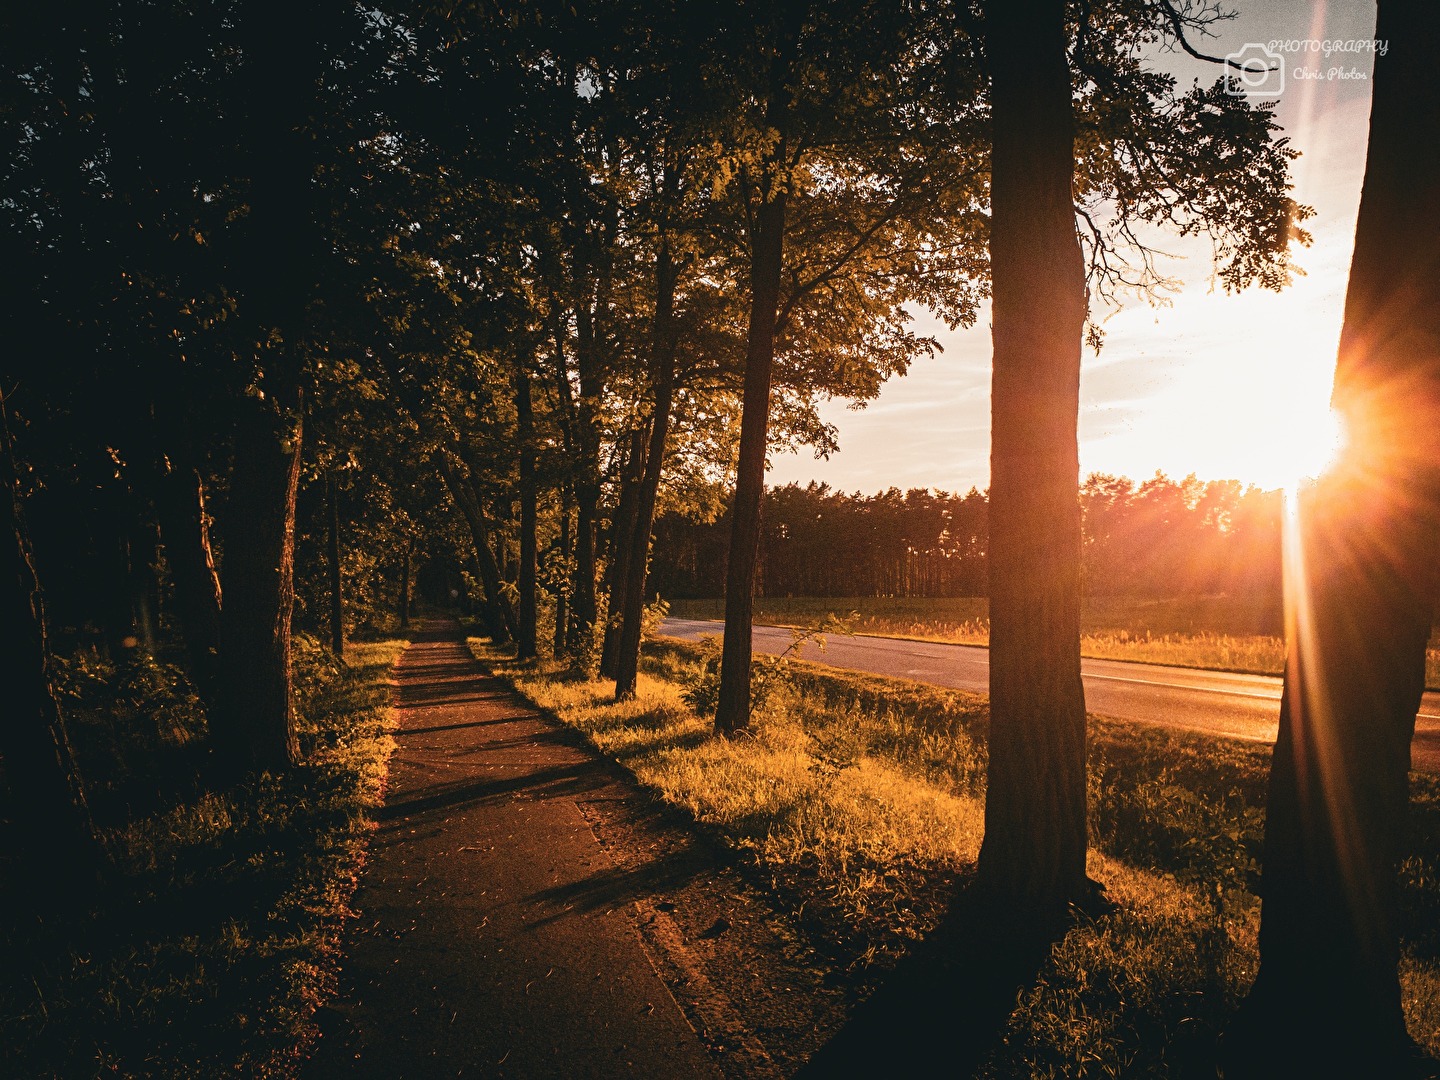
[652,473,1283,601]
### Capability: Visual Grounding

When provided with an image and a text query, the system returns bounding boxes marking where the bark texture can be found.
[974,0,1091,910]
[1230,4,1440,1071]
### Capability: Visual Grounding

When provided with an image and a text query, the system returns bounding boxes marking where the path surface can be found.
[308,623,725,1079]
[660,617,1440,771]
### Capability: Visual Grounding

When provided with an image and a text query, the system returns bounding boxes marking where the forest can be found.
[4,0,1438,1076]
[653,472,1283,601]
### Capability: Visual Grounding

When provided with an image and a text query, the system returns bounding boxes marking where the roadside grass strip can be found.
[481,635,1440,1076]
[0,637,406,1078]
[668,596,1440,686]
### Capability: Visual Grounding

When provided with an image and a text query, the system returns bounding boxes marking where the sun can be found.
[1273,403,1346,494]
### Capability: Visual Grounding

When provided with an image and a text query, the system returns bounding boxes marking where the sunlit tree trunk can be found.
[1230,4,1440,1071]
[616,241,678,700]
[974,0,1091,911]
[515,367,538,660]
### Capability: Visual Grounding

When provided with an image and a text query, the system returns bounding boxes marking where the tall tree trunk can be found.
[555,484,572,657]
[601,427,646,677]
[155,453,224,707]
[214,387,304,774]
[616,242,679,700]
[572,480,600,655]
[0,394,94,876]
[1229,5,1440,1072]
[398,542,411,630]
[974,0,1091,911]
[570,306,604,656]
[715,19,798,734]
[327,472,344,658]
[515,368,538,660]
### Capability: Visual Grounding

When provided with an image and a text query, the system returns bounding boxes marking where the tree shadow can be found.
[798,877,1067,1078]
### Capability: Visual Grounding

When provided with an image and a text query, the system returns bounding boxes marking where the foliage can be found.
[0,638,405,1077]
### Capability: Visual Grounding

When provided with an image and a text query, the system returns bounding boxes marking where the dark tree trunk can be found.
[1229,5,1440,1072]
[572,480,600,654]
[555,485,572,657]
[0,395,94,874]
[570,306,604,656]
[515,368,538,660]
[616,242,679,700]
[214,386,304,774]
[600,427,646,677]
[327,472,344,658]
[154,454,223,705]
[715,24,797,734]
[974,0,1091,911]
[206,0,320,775]
[398,542,411,630]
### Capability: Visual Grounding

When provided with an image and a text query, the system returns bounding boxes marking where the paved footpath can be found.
[308,622,721,1079]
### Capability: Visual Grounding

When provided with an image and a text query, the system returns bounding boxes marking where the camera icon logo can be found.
[1224,43,1285,98]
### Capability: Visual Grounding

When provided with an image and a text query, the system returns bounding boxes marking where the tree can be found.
[1228,3,1440,1072]
[712,0,991,733]
[974,0,1092,910]
[0,392,94,879]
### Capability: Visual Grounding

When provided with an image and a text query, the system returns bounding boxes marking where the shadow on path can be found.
[799,882,1065,1077]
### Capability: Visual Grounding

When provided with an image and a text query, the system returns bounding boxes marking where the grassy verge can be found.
[0,636,407,1078]
[667,595,1440,686]
[481,635,1440,1076]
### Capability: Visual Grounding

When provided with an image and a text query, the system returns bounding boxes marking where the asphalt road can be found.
[659,617,1440,772]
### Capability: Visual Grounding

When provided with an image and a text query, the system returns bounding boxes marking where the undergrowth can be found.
[483,633,1440,1076]
[0,636,406,1078]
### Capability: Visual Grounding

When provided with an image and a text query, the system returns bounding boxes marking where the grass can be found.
[667,595,1440,687]
[0,635,406,1078]
[481,634,1440,1076]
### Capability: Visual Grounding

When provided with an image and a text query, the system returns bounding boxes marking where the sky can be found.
[768,0,1379,495]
